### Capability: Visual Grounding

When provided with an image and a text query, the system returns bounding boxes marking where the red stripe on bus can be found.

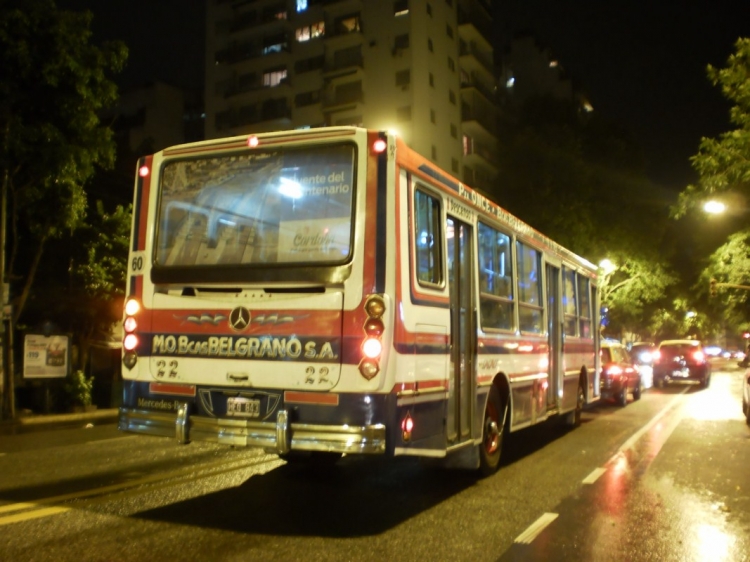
[284,391,339,406]
[149,382,196,396]
[137,155,152,251]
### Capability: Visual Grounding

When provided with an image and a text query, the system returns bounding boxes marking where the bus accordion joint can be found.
[359,294,386,380]
[122,297,141,369]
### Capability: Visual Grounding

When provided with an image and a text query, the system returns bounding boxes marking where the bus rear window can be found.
[155,144,355,267]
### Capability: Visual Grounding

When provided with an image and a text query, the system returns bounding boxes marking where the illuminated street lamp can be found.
[703,200,726,214]
[599,259,616,276]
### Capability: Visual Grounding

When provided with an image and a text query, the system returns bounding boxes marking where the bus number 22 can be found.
[155,360,178,378]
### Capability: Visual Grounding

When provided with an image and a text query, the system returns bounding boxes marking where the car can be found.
[600,340,643,406]
[743,368,750,426]
[629,342,656,389]
[652,339,711,388]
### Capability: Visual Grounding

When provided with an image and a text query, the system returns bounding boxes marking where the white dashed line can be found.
[582,467,607,484]
[514,512,559,544]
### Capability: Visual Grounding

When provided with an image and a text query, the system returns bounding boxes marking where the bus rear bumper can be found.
[118,406,387,455]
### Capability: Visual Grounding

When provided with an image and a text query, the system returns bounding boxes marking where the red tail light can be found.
[359,295,386,380]
[692,350,705,363]
[652,350,661,363]
[122,298,141,369]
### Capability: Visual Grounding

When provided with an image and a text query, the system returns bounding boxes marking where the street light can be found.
[599,259,616,276]
[703,200,727,214]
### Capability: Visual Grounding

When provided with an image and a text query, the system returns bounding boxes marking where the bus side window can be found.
[414,189,443,286]
[577,275,592,338]
[517,241,543,333]
[562,267,578,337]
[478,222,514,331]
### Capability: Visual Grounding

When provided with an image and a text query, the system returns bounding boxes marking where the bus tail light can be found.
[358,295,385,380]
[123,334,139,352]
[372,138,387,154]
[122,298,141,370]
[401,413,414,441]
[362,338,382,359]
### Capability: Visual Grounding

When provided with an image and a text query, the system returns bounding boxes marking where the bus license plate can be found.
[227,397,260,418]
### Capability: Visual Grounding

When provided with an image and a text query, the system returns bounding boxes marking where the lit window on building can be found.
[463,134,474,155]
[297,0,308,12]
[296,21,325,42]
[394,0,409,16]
[263,68,287,87]
[337,15,361,34]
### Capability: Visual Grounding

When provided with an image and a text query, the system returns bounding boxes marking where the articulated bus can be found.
[119,127,600,475]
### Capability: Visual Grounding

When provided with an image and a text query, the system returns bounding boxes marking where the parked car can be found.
[652,339,711,388]
[742,368,750,426]
[629,342,656,389]
[600,340,643,406]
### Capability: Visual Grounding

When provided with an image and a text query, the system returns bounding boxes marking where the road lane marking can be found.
[85,436,138,445]
[609,387,689,464]
[0,506,70,525]
[514,512,559,544]
[582,467,607,484]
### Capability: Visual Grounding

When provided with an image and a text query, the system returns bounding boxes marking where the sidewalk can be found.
[0,408,119,434]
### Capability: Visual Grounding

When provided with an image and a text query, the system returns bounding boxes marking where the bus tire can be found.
[479,385,506,477]
[566,382,585,427]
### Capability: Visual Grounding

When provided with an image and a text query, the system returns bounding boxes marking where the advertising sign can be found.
[24,334,70,379]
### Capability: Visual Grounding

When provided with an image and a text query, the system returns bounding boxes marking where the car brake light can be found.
[692,350,705,363]
[652,350,661,362]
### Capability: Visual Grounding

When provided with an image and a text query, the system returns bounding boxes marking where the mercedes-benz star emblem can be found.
[229,307,251,332]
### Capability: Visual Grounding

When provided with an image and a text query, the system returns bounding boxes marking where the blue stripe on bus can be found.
[417,163,459,192]
[375,132,388,293]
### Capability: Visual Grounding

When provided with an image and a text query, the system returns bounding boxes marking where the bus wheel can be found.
[479,386,505,476]
[566,383,585,427]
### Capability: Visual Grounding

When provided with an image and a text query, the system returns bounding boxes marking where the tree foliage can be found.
[600,252,676,339]
[674,37,750,216]
[670,37,750,341]
[0,0,127,324]
[701,231,750,332]
[495,95,676,336]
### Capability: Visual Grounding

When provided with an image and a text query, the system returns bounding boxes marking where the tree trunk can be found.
[12,232,48,325]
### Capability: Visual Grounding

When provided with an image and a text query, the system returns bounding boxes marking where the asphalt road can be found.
[0,366,748,561]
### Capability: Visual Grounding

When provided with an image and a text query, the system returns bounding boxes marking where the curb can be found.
[0,408,119,429]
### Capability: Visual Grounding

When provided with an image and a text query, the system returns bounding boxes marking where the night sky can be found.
[57,0,749,191]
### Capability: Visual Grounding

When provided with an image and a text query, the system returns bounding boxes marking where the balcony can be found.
[459,39,494,78]
[321,89,363,112]
[460,73,496,104]
[215,42,291,66]
[323,53,364,80]
[463,140,498,173]
[215,98,292,132]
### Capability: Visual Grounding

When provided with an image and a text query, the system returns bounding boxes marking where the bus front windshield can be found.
[155,144,355,268]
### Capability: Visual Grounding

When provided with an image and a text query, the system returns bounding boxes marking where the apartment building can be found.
[205,0,499,194]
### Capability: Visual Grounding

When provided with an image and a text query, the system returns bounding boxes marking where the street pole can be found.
[0,163,11,421]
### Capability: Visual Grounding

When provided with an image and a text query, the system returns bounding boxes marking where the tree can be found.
[495,95,676,337]
[669,38,750,340]
[0,0,127,325]
[674,37,750,216]
[599,253,676,340]
[701,231,750,333]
